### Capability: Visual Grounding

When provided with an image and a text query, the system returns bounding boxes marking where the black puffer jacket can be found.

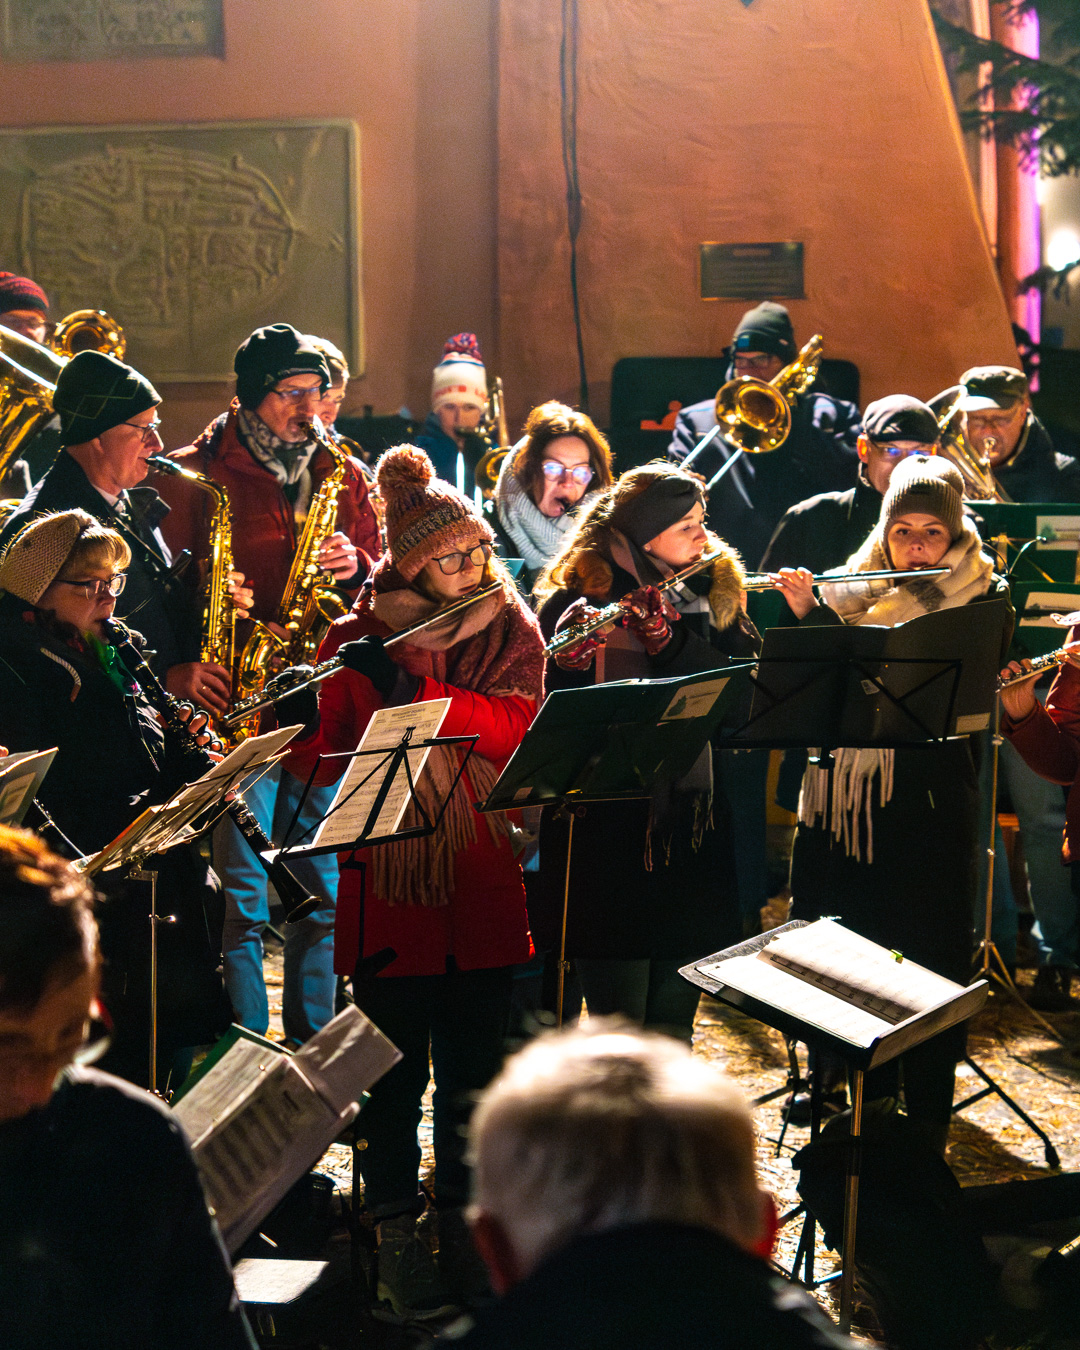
[995,415,1080,503]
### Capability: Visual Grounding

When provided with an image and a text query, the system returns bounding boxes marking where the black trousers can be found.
[352,964,513,1216]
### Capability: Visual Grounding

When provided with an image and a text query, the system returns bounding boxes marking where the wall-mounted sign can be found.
[700,242,805,300]
[0,0,224,62]
[0,121,362,382]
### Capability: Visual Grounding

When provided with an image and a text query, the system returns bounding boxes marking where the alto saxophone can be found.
[148,456,236,673]
[232,418,351,738]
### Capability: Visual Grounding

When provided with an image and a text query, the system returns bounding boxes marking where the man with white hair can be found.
[446,1023,859,1348]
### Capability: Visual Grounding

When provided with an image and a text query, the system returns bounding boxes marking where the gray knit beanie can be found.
[881,455,964,542]
[0,509,98,604]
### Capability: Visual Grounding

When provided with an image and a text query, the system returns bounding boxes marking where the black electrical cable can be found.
[560,0,589,413]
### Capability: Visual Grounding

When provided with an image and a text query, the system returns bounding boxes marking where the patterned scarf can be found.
[493,449,599,569]
[235,405,318,488]
[364,561,545,906]
[798,520,994,861]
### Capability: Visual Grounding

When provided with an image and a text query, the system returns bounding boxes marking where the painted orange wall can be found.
[497,0,1019,430]
[0,0,499,447]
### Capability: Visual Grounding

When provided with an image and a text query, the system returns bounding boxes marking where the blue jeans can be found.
[999,735,1077,968]
[213,764,340,1045]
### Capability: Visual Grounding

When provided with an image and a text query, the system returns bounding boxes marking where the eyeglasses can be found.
[121,418,162,442]
[272,384,323,404]
[541,461,594,487]
[733,354,778,373]
[873,443,927,460]
[432,543,493,575]
[55,573,127,599]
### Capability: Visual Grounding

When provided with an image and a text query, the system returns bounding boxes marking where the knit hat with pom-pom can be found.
[376,444,493,581]
[431,332,487,413]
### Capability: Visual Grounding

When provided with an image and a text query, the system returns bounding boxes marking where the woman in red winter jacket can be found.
[281,445,544,1320]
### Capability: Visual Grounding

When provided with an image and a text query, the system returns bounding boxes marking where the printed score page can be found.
[310,698,451,849]
[761,920,962,1022]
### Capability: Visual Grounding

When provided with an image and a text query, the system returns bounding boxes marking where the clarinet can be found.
[104,619,321,923]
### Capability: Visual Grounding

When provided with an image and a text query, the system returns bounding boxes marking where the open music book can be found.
[172,1005,401,1253]
[686,919,987,1069]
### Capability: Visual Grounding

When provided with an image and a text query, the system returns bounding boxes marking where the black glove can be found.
[339,635,400,700]
[267,665,320,735]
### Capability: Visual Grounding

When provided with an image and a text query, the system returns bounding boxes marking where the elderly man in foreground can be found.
[446,1022,859,1348]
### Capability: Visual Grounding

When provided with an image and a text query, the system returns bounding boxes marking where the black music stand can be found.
[478,664,758,1022]
[682,920,987,1333]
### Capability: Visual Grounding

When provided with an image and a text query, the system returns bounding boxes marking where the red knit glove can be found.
[619,585,678,655]
[553,596,606,671]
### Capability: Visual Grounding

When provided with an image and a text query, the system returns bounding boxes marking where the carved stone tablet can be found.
[0,121,363,381]
[0,0,224,61]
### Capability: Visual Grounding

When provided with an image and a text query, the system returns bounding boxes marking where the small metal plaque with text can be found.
[700,242,805,300]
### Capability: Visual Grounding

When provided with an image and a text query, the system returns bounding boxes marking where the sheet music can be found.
[309,698,451,849]
[760,920,961,1023]
[701,954,891,1047]
[173,1006,401,1252]
[81,725,302,874]
[0,749,56,827]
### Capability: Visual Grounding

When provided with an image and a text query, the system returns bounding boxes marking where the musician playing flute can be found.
[773,456,1013,1151]
[155,325,380,1049]
[535,463,754,1042]
[0,510,230,1088]
[279,446,544,1320]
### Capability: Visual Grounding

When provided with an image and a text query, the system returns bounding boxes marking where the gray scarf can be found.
[494,446,598,569]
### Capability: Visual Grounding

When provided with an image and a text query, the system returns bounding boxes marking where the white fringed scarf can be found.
[797,519,994,862]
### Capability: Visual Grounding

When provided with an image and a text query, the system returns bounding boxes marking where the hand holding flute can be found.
[998,642,1080,721]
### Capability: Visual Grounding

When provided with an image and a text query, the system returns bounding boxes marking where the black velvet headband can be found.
[615,474,703,548]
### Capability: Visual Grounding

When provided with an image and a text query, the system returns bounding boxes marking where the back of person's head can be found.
[0,826,98,1013]
[469,1021,766,1278]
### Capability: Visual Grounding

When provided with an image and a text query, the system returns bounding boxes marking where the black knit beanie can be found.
[53,350,160,447]
[233,324,331,410]
[615,472,704,549]
[732,302,796,361]
[881,455,964,542]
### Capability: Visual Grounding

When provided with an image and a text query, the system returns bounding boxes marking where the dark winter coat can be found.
[0,1066,253,1350]
[994,415,1080,503]
[535,566,756,960]
[789,584,1013,985]
[0,597,230,1059]
[413,411,487,500]
[444,1222,861,1350]
[668,391,861,568]
[0,450,199,676]
[760,472,882,574]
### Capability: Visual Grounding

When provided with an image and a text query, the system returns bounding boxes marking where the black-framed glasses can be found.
[271,384,323,404]
[541,460,594,487]
[121,417,162,442]
[55,573,127,599]
[432,543,493,575]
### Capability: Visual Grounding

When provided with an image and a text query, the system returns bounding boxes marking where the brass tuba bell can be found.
[929,385,1009,503]
[0,309,127,495]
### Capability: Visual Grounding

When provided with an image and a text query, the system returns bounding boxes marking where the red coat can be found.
[284,607,536,979]
[154,410,380,624]
[1002,627,1080,862]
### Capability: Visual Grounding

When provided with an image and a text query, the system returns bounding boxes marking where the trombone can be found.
[682,335,824,492]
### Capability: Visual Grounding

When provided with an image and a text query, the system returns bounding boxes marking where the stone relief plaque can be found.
[1,0,224,61]
[0,121,362,381]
